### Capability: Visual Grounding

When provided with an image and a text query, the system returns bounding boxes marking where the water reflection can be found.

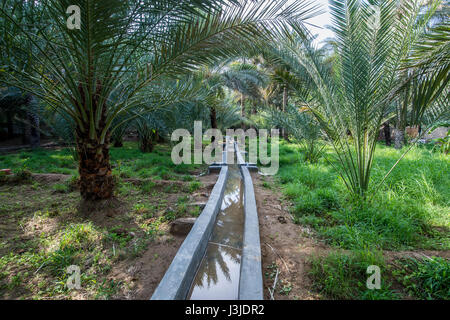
[188,167,244,300]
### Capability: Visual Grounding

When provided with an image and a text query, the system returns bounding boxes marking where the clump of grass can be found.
[163,184,179,193]
[47,247,77,276]
[293,187,340,216]
[52,183,70,193]
[393,256,449,300]
[262,181,271,189]
[0,149,77,175]
[174,164,192,174]
[58,223,102,251]
[95,279,122,299]
[188,181,201,193]
[309,250,398,300]
[106,226,132,249]
[140,181,156,193]
[14,167,32,182]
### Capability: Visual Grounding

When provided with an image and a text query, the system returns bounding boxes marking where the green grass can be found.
[0,141,204,180]
[310,250,399,300]
[0,148,77,175]
[393,256,450,300]
[276,141,450,251]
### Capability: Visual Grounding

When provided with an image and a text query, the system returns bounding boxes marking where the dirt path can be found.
[253,173,330,300]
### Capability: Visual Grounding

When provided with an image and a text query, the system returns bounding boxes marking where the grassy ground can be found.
[274,141,449,299]
[0,142,206,299]
[0,142,203,181]
[1,139,448,300]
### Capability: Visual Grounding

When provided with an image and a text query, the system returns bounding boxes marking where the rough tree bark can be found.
[210,106,217,143]
[240,93,245,129]
[76,82,114,200]
[383,122,391,146]
[139,136,154,153]
[282,85,289,140]
[76,131,114,200]
[393,129,405,149]
[24,94,40,149]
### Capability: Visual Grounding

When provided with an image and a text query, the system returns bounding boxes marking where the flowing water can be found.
[187,165,244,300]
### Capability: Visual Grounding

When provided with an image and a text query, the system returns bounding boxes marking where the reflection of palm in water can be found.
[214,174,244,248]
[189,166,245,295]
[194,244,242,289]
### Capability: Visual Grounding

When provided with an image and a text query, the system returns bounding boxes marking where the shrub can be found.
[309,250,398,300]
[394,257,450,300]
[14,167,32,181]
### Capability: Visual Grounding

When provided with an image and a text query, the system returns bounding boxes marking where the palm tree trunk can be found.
[210,106,217,142]
[76,131,114,200]
[282,85,288,140]
[383,122,391,146]
[240,93,245,129]
[394,81,410,149]
[29,112,40,149]
[113,139,123,148]
[23,115,31,145]
[393,129,405,149]
[139,135,154,153]
[24,94,40,149]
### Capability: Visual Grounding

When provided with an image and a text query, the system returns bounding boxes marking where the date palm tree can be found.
[0,0,318,200]
[271,0,449,199]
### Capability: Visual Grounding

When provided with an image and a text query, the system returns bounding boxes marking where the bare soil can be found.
[107,172,219,300]
[254,173,331,300]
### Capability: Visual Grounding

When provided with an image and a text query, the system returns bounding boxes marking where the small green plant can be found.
[133,203,150,214]
[52,183,69,193]
[279,280,293,296]
[140,181,156,193]
[47,247,77,276]
[106,226,132,248]
[190,206,201,217]
[309,250,397,300]
[59,223,101,251]
[14,166,32,181]
[433,131,449,155]
[265,262,278,280]
[164,209,178,221]
[188,181,201,193]
[95,279,122,300]
[262,181,271,189]
[394,257,449,300]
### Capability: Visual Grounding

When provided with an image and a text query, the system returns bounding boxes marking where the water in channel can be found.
[188,165,244,300]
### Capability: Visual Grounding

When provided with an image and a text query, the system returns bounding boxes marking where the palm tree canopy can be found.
[0,0,318,143]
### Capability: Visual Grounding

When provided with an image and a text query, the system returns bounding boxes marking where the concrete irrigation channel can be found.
[151,138,263,300]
